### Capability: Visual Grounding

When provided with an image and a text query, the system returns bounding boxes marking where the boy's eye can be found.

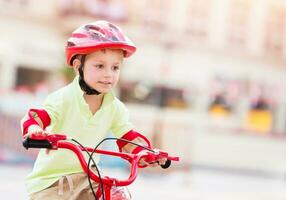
[113,66,120,71]
[95,64,104,68]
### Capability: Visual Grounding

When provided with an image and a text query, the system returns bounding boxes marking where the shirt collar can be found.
[72,75,115,110]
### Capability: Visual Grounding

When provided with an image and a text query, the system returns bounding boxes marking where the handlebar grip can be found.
[22,137,52,149]
[160,159,171,169]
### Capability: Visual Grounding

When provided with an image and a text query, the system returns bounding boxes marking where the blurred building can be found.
[1,0,286,174]
[0,0,286,89]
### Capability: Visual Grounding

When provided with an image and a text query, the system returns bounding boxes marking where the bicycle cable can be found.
[86,137,155,200]
[71,139,103,200]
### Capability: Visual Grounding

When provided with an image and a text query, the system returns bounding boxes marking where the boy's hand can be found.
[26,125,50,155]
[26,125,47,137]
[138,150,167,167]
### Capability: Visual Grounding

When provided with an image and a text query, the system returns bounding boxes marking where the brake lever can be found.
[143,150,179,169]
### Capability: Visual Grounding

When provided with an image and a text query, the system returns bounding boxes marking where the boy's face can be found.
[75,49,124,94]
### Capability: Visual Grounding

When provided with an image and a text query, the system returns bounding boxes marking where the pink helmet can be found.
[65,20,136,66]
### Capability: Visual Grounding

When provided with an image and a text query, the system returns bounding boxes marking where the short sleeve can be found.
[110,100,134,138]
[42,91,62,127]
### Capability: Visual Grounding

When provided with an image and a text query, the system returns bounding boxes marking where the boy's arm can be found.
[117,130,167,167]
[111,100,162,162]
[21,90,62,138]
[21,109,51,138]
[116,130,151,154]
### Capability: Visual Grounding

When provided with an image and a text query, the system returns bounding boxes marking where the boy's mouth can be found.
[98,81,112,85]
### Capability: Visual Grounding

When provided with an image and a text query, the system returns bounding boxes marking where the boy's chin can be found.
[97,88,113,94]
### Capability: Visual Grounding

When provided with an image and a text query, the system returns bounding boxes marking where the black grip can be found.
[22,137,52,149]
[160,159,171,169]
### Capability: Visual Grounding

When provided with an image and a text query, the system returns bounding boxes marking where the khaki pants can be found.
[29,172,100,200]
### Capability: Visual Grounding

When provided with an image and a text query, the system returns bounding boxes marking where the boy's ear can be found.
[72,59,81,74]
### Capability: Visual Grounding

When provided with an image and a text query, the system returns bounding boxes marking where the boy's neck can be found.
[83,93,104,114]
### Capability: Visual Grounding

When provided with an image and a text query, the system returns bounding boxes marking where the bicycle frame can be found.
[23,134,179,200]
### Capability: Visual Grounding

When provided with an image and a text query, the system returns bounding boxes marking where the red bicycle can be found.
[22,134,179,200]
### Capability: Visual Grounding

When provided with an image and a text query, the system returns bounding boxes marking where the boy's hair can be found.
[71,49,124,67]
[66,20,136,67]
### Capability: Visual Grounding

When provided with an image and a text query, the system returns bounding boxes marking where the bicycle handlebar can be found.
[22,134,179,187]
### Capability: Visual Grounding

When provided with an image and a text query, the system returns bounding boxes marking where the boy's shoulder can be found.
[112,96,128,110]
[112,96,123,105]
[45,82,73,102]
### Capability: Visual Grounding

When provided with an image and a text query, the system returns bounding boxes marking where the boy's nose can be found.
[104,68,113,77]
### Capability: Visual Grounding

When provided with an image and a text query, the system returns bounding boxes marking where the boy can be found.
[21,20,166,199]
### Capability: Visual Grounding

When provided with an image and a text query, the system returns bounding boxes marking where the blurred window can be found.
[119,82,189,109]
[157,86,189,109]
[227,0,251,47]
[1,0,29,5]
[142,0,171,32]
[57,0,82,16]
[208,91,232,117]
[58,0,129,22]
[0,0,29,10]
[15,66,49,93]
[264,4,286,57]
[246,97,273,134]
[84,0,129,22]
[208,76,244,117]
[185,0,211,39]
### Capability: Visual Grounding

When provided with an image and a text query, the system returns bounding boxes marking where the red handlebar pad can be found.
[30,134,66,140]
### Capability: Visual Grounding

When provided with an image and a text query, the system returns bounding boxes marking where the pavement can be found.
[0,163,286,200]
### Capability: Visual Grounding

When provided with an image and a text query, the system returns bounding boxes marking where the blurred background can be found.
[1,0,286,199]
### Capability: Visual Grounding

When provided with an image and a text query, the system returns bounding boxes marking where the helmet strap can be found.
[78,55,101,95]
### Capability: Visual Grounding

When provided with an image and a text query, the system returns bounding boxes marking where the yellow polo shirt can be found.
[25,76,134,195]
